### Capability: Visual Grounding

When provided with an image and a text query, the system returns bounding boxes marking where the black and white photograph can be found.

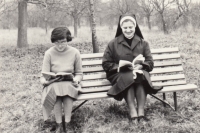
[0,0,199,132]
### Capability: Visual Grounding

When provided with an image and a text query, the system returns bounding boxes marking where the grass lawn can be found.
[0,26,200,133]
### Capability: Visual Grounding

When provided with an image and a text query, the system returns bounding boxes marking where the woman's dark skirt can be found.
[106,70,163,101]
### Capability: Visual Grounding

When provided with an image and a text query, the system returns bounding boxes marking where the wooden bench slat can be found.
[154,60,182,67]
[150,47,179,53]
[82,60,182,67]
[76,92,110,101]
[83,73,106,80]
[153,54,180,60]
[81,53,103,59]
[76,84,197,101]
[82,60,102,66]
[151,74,185,81]
[79,81,191,93]
[83,66,183,73]
[81,47,179,59]
[159,84,198,93]
[79,87,111,94]
[83,73,185,81]
[83,67,103,72]
[81,79,186,88]
[81,80,110,87]
[152,80,186,86]
[150,66,183,74]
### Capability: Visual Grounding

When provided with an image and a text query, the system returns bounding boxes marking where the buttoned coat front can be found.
[102,34,162,100]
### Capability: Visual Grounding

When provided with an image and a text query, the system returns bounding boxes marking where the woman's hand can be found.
[72,78,80,87]
[133,64,143,70]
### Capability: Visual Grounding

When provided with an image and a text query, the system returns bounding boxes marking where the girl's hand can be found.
[133,64,143,70]
[72,78,80,87]
[43,77,60,86]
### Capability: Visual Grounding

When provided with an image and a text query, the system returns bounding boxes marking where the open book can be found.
[42,72,74,81]
[117,54,145,79]
[117,54,145,72]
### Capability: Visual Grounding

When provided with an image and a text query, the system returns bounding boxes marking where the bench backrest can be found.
[80,47,186,92]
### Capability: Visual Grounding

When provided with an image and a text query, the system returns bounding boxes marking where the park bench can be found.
[73,47,198,112]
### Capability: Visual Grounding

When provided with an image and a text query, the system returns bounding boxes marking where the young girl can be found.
[40,27,82,132]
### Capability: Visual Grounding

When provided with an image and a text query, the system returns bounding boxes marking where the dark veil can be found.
[115,14,144,39]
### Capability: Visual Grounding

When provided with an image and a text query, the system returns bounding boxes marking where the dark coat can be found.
[102,34,162,100]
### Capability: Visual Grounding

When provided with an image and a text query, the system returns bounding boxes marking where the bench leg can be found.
[72,100,88,113]
[163,93,166,107]
[173,92,177,111]
[150,94,175,111]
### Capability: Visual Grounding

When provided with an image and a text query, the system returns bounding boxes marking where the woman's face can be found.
[55,38,68,52]
[121,21,135,39]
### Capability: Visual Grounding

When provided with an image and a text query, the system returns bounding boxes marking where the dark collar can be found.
[117,34,141,50]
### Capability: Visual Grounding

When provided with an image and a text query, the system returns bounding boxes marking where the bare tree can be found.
[89,0,98,53]
[55,0,88,37]
[104,0,139,30]
[190,2,200,30]
[173,0,191,27]
[0,0,5,17]
[17,0,46,48]
[0,0,18,24]
[70,0,88,37]
[110,0,138,15]
[17,0,28,48]
[151,0,175,34]
[138,0,154,30]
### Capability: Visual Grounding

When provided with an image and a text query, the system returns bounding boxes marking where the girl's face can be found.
[55,38,67,52]
[121,21,135,39]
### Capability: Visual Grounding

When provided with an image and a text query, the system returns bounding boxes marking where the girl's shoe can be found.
[64,122,70,132]
[130,117,138,125]
[137,116,150,123]
[55,123,64,133]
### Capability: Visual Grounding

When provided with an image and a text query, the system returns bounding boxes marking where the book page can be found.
[42,72,74,80]
[118,60,132,67]
[56,72,72,76]
[118,60,132,72]
[42,72,56,80]
[132,54,145,65]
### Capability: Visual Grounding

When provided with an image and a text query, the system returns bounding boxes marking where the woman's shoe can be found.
[137,116,150,123]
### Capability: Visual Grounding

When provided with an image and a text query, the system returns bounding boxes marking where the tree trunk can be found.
[161,14,168,34]
[89,15,92,32]
[73,15,78,37]
[147,15,151,30]
[45,19,48,34]
[172,13,183,29]
[44,8,48,34]
[17,0,28,48]
[183,14,189,27]
[89,0,99,53]
[78,17,81,28]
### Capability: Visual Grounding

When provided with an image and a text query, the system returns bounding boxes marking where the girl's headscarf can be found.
[115,14,144,39]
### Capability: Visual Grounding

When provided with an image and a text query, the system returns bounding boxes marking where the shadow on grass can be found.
[146,101,187,124]
[34,106,95,132]
[104,102,129,119]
